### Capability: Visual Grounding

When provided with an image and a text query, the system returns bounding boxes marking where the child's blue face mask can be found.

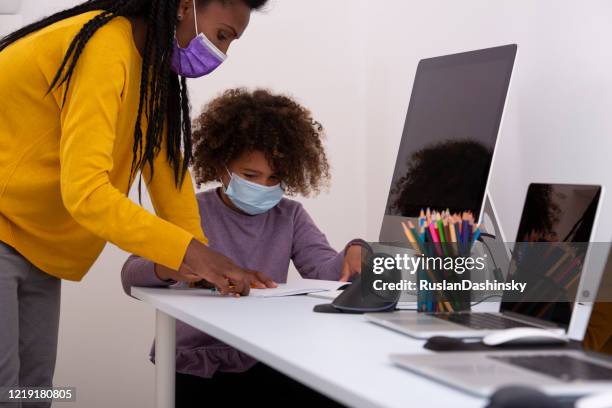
[223,168,284,215]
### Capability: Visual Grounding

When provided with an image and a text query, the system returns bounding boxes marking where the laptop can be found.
[391,348,612,397]
[366,183,603,339]
[390,245,612,397]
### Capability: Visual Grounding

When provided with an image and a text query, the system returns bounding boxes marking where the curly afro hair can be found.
[192,88,330,196]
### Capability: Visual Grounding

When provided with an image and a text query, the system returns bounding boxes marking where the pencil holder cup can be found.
[416,241,473,313]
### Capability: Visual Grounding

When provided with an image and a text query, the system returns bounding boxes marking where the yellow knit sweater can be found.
[0,12,207,280]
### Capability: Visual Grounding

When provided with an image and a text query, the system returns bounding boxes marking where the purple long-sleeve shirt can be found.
[121,188,363,378]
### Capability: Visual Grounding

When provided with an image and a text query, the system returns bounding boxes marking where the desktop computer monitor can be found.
[380,44,517,242]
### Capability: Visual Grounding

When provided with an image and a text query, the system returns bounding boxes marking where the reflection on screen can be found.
[502,184,602,327]
[583,246,612,354]
[385,46,516,219]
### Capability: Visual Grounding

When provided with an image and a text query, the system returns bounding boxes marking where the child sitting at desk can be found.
[121,88,365,407]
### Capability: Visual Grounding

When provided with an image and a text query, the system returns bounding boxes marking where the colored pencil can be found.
[401,221,420,252]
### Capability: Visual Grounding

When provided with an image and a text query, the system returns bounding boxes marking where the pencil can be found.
[401,221,420,252]
[408,221,423,246]
[454,221,461,247]
[428,222,443,257]
[447,219,459,256]
[437,217,446,243]
[428,222,440,243]
[472,226,481,243]
[449,220,457,243]
[461,214,470,245]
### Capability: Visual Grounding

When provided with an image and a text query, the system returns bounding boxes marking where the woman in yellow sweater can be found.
[0,0,267,396]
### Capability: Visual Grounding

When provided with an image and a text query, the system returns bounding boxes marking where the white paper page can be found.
[249,279,346,298]
[306,290,343,301]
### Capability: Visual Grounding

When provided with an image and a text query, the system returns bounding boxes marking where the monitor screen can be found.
[380,44,517,242]
[501,183,602,327]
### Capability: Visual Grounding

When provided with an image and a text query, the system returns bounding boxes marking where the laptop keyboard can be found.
[491,355,612,381]
[431,313,535,330]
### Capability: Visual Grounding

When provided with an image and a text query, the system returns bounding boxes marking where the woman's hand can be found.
[340,245,363,282]
[176,239,253,296]
[247,270,278,289]
[154,263,201,284]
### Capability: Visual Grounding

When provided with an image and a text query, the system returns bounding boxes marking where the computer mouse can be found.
[486,386,561,408]
[423,336,465,351]
[576,392,612,408]
[483,328,569,347]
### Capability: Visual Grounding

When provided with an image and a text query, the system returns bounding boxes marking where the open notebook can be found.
[249,279,346,298]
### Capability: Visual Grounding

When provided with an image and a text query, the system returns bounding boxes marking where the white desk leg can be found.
[156,310,176,408]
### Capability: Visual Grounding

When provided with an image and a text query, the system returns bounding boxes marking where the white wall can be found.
[8,0,368,407]
[187,0,368,251]
[364,0,612,244]
[3,0,612,406]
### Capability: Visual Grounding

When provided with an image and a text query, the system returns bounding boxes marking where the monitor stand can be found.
[480,192,512,278]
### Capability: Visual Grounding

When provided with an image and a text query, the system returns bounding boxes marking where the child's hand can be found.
[247,270,278,289]
[340,245,362,282]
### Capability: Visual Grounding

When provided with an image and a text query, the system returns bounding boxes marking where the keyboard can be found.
[431,313,535,330]
[491,355,612,381]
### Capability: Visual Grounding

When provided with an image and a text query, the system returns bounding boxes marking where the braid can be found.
[166,73,183,182]
[159,1,181,182]
[0,0,269,196]
[179,76,193,183]
[129,1,156,190]
[139,0,178,185]
[144,0,161,120]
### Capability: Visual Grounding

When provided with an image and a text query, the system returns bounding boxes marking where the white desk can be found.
[132,287,486,408]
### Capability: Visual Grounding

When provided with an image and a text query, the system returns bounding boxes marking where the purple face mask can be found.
[171,1,227,78]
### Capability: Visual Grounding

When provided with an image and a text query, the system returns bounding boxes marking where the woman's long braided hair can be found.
[0,0,266,192]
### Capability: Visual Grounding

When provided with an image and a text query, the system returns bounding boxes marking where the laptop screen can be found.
[583,245,612,353]
[500,183,602,327]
